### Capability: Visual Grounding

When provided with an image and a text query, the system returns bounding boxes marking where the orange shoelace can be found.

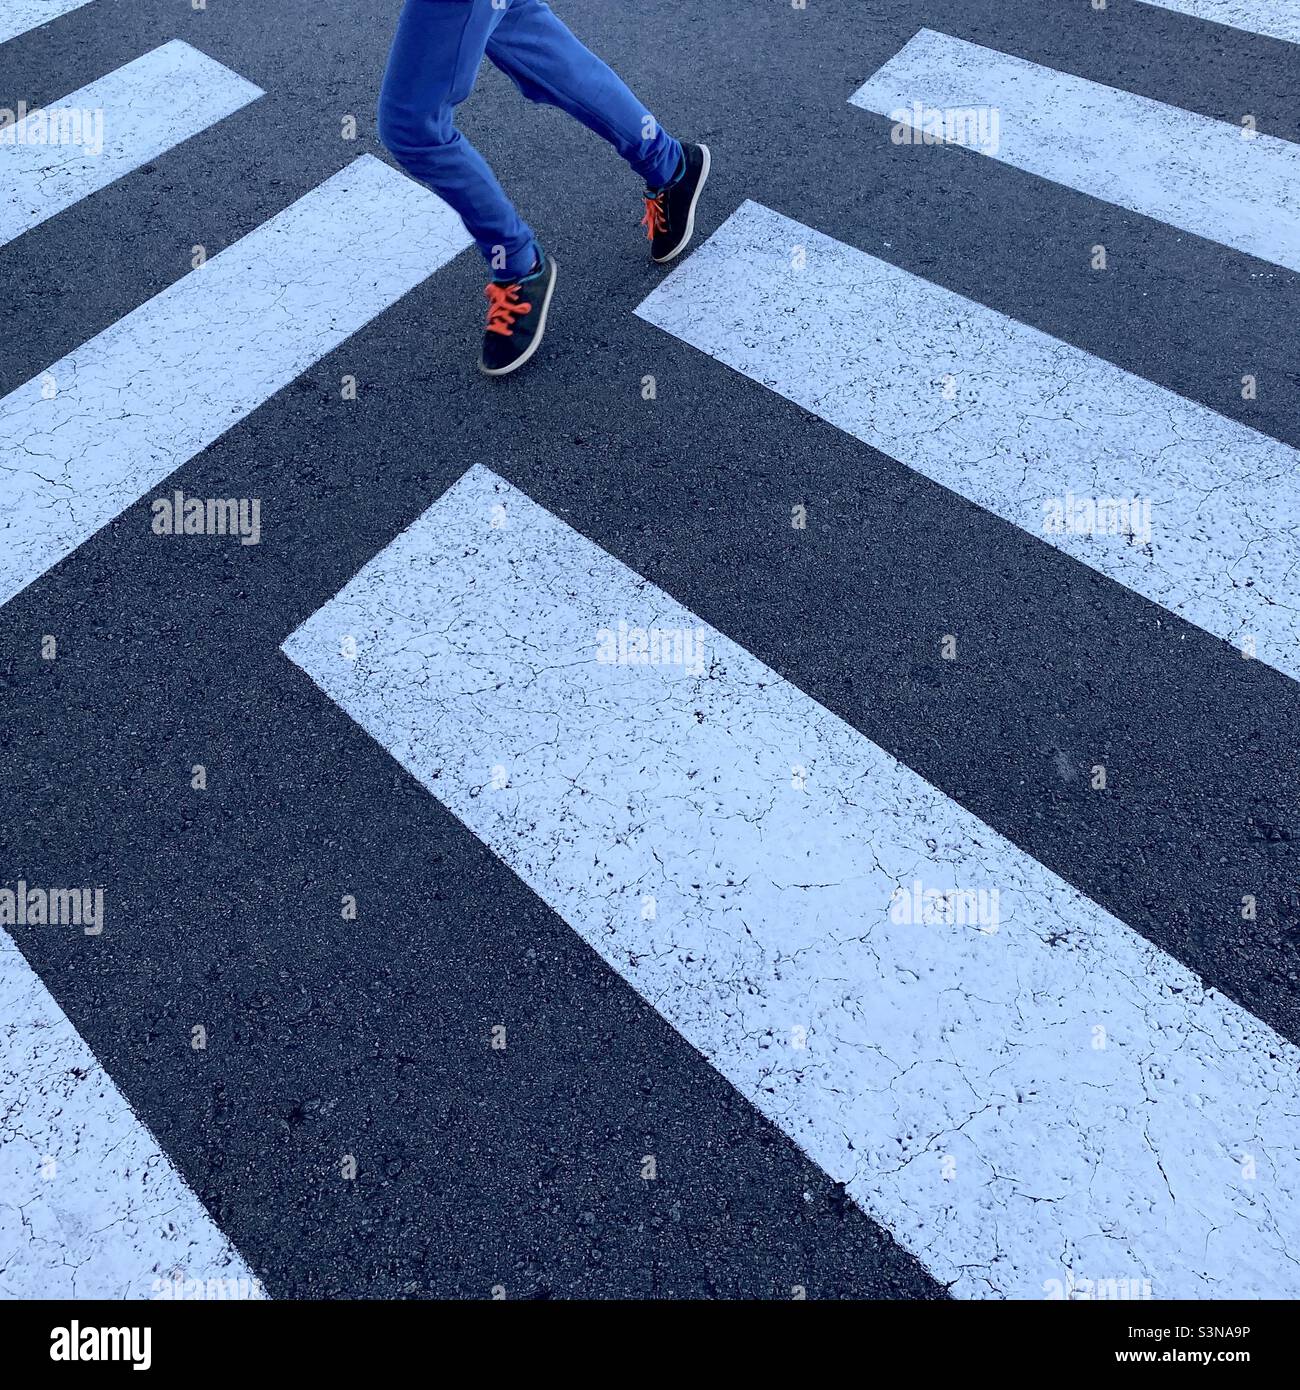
[641,191,668,241]
[484,280,533,336]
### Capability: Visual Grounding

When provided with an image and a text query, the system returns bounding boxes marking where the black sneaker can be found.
[641,142,711,264]
[478,253,557,377]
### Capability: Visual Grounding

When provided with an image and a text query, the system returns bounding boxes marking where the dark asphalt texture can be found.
[2,0,1299,1297]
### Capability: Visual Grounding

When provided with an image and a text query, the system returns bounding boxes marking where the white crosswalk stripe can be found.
[284,465,1300,1300]
[635,199,1300,682]
[0,41,263,248]
[0,0,90,44]
[1136,0,1300,44]
[0,154,471,610]
[850,28,1300,274]
[0,931,264,1298]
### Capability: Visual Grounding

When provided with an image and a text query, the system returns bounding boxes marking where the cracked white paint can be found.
[636,200,1300,683]
[0,40,264,248]
[1136,0,1300,44]
[286,465,1300,1300]
[0,0,90,44]
[0,154,472,610]
[851,29,1300,273]
[0,932,261,1297]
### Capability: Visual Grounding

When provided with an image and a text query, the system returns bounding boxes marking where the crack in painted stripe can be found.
[0,0,91,45]
[634,199,1300,683]
[0,932,264,1298]
[283,465,1300,1300]
[0,40,264,248]
[1136,0,1300,44]
[0,154,472,611]
[851,29,1300,272]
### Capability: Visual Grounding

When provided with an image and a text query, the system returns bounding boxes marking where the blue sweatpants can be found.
[378,0,683,279]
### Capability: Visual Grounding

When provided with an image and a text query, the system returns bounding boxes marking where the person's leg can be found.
[483,0,683,190]
[377,0,539,278]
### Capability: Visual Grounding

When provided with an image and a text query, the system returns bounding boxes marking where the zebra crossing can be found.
[3,0,1300,1301]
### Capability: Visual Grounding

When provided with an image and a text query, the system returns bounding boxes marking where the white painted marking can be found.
[1136,0,1300,45]
[0,0,90,44]
[635,200,1300,682]
[0,41,263,247]
[285,465,1300,1300]
[0,155,472,609]
[850,28,1300,273]
[0,930,263,1297]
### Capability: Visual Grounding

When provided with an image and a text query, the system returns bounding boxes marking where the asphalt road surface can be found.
[3,0,1300,1300]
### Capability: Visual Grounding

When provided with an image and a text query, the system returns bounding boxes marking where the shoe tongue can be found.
[491,253,541,287]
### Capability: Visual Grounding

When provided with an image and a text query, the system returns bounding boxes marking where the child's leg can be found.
[484,0,683,189]
[377,0,540,277]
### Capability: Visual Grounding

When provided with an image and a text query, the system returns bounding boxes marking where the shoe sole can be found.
[653,143,711,265]
[479,258,558,377]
